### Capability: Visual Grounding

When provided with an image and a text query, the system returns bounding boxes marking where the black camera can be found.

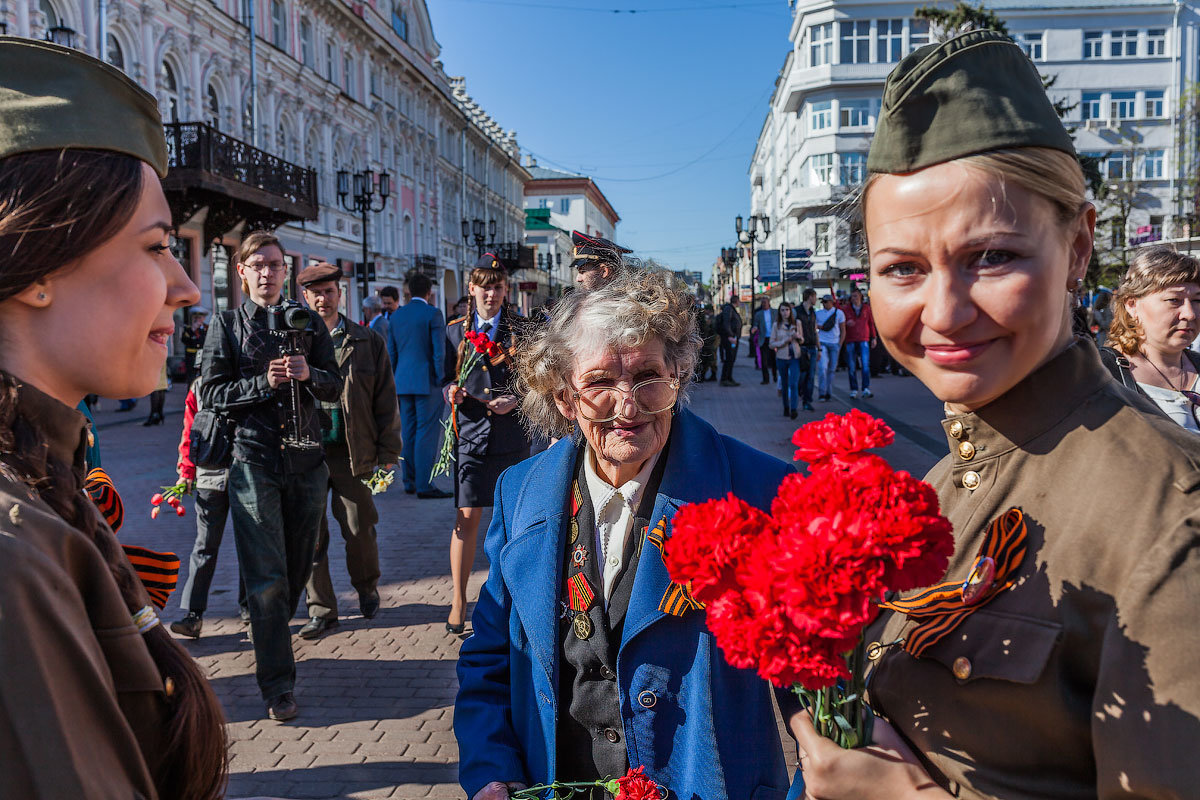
[266,300,312,332]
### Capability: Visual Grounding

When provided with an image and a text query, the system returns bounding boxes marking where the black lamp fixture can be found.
[45,24,75,47]
[461,216,497,256]
[734,213,771,297]
[336,167,391,289]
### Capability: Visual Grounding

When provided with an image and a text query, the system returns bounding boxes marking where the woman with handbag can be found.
[770,301,805,419]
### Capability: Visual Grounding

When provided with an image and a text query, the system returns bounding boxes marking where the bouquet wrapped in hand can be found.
[664,410,954,748]
[432,329,502,480]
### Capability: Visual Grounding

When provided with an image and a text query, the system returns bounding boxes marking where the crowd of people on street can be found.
[5,29,1200,800]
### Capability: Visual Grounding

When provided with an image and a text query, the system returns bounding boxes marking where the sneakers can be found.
[169,612,202,639]
[850,390,859,399]
[862,389,874,399]
[298,616,340,640]
[267,692,299,721]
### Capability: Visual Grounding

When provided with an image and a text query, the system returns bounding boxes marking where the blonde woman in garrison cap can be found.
[786,30,1200,800]
[0,40,227,799]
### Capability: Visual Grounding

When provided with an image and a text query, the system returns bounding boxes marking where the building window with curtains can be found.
[839,98,872,128]
[270,0,286,50]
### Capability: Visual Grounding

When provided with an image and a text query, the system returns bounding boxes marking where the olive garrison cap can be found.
[297,262,344,287]
[867,29,1075,175]
[0,38,168,177]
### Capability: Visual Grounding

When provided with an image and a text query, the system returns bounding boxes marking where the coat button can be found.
[599,665,616,680]
[486,410,492,416]
[483,387,491,394]
[482,365,488,372]
[957,441,976,461]
[948,420,964,439]
[603,727,621,743]
[962,470,981,490]
[952,656,972,681]
[637,690,657,709]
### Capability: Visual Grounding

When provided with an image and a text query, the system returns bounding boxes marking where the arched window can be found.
[206,85,221,129]
[39,0,60,26]
[270,0,286,50]
[105,34,124,70]
[277,123,289,160]
[159,62,179,123]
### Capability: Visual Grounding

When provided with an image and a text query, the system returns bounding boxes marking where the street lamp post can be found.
[538,251,562,299]
[734,214,770,301]
[460,216,497,256]
[719,246,739,303]
[337,168,391,296]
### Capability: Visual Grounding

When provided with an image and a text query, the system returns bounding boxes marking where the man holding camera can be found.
[199,231,342,722]
[297,264,403,639]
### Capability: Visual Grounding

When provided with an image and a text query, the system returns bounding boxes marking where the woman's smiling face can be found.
[865,161,1094,412]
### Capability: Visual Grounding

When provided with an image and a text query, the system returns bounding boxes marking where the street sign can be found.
[756,249,781,282]
[786,248,813,259]
[785,260,813,270]
[784,270,812,281]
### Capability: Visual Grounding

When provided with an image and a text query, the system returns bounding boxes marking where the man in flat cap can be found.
[570,230,633,291]
[298,263,402,639]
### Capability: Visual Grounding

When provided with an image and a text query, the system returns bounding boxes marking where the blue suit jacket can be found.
[386,298,445,395]
[455,408,794,800]
[367,314,389,342]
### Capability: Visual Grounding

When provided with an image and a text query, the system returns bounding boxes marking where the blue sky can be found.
[427,0,795,280]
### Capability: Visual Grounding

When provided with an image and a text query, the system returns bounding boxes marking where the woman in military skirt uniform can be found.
[788,31,1200,799]
[0,40,227,798]
[444,253,531,633]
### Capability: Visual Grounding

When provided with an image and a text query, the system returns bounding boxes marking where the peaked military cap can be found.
[569,230,632,270]
[0,39,168,177]
[474,251,510,273]
[868,29,1076,175]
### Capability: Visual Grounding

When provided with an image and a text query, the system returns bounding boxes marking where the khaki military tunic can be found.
[0,382,166,799]
[867,340,1200,799]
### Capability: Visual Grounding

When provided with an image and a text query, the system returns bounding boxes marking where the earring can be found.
[1074,278,1084,290]
[37,293,46,300]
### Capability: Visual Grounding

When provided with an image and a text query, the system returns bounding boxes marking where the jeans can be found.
[229,459,329,700]
[177,487,246,615]
[777,357,801,412]
[306,443,381,620]
[398,389,445,493]
[846,341,871,392]
[719,339,739,382]
[800,346,818,404]
[818,342,840,398]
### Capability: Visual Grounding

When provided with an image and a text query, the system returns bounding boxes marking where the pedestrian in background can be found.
[751,295,778,386]
[387,271,452,498]
[201,230,343,721]
[298,264,403,638]
[443,254,530,634]
[181,306,209,384]
[171,375,246,638]
[362,294,389,339]
[814,294,845,401]
[697,304,720,382]
[716,293,743,386]
[380,285,400,319]
[837,286,877,399]
[142,361,168,425]
[795,288,819,411]
[1101,245,1200,432]
[569,229,633,291]
[770,301,804,419]
[0,38,226,798]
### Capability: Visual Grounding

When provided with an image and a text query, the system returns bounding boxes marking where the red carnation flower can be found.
[614,766,661,800]
[792,408,895,466]
[664,494,774,603]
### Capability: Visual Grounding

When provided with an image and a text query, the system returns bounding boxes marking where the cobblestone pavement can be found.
[96,354,944,800]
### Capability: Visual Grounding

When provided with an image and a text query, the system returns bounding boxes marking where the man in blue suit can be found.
[386,273,452,498]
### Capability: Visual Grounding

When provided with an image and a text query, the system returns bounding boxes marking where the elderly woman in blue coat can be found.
[454,270,793,800]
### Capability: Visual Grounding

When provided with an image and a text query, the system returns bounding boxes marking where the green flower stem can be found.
[791,634,875,750]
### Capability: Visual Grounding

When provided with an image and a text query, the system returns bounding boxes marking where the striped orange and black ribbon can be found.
[878,507,1028,657]
[645,517,706,617]
[85,467,124,533]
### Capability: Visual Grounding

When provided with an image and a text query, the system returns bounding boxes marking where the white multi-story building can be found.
[523,162,621,243]
[733,0,1200,301]
[4,0,528,320]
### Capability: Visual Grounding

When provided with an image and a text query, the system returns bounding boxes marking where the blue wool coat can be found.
[454,408,794,800]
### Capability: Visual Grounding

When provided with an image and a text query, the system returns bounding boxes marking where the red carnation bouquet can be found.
[510,765,665,799]
[432,329,503,480]
[664,409,954,748]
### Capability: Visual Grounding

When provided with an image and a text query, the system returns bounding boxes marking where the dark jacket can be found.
[443,307,530,457]
[327,314,404,477]
[715,302,743,341]
[795,303,818,348]
[1099,345,1200,401]
[199,301,342,473]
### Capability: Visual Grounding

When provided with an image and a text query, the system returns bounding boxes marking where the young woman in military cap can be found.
[443,253,531,633]
[787,29,1200,799]
[0,40,227,798]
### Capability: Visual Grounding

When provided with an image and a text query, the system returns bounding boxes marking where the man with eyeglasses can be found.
[199,230,342,722]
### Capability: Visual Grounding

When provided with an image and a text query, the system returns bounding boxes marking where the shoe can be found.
[359,590,380,619]
[803,402,815,412]
[267,692,298,721]
[790,409,798,419]
[170,612,202,639]
[417,488,453,499]
[298,616,339,640]
[862,389,874,399]
[445,621,465,635]
[404,487,415,495]
[783,408,790,417]
[850,390,859,399]
[821,394,832,402]
[761,378,769,384]
[239,607,251,624]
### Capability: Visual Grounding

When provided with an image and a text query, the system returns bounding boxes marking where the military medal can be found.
[569,518,579,545]
[573,612,593,640]
[571,544,588,568]
[961,555,996,606]
[569,483,583,543]
[566,573,596,640]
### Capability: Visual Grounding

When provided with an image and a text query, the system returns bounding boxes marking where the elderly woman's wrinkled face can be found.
[556,338,676,485]
[1128,284,1200,355]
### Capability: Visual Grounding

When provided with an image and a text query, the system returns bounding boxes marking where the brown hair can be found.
[1108,245,1200,355]
[0,150,228,800]
[236,229,283,294]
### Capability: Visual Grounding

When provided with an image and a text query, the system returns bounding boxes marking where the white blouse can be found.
[1137,376,1200,433]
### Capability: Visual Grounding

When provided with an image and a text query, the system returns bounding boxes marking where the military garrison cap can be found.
[569,230,632,270]
[0,39,168,176]
[867,29,1075,175]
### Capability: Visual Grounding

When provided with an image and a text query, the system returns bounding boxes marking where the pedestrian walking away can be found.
[298,263,403,639]
[200,229,342,722]
[362,293,390,341]
[443,253,532,635]
[0,38,227,799]
[386,271,452,498]
[715,292,743,386]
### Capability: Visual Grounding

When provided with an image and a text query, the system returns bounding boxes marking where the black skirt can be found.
[454,448,530,508]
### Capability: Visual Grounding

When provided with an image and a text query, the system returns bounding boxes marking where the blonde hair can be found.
[1107,245,1200,355]
[516,269,701,438]
[236,230,283,294]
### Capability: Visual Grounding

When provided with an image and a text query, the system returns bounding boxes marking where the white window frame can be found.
[1110,29,1138,58]
[1147,28,1166,56]
[270,0,286,51]
[1110,92,1137,120]
[908,19,930,53]
[1143,149,1165,179]
[1106,151,1133,180]
[839,20,871,65]
[839,98,872,129]
[1083,31,1104,59]
[1145,90,1165,118]
[1016,31,1044,60]
[810,100,833,132]
[810,153,834,185]
[815,221,832,255]
[810,23,833,67]
[877,19,903,62]
[840,152,867,185]
[1082,93,1103,121]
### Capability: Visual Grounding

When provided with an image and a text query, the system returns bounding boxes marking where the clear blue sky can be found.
[427,0,795,281]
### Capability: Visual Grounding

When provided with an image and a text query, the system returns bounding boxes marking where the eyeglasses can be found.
[570,376,681,423]
[243,261,287,274]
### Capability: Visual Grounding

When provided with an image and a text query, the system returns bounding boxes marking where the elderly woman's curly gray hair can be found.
[517,269,702,439]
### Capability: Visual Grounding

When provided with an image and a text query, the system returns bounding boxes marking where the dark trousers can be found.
[177,487,246,615]
[398,389,444,493]
[800,346,819,404]
[760,345,777,382]
[719,339,739,382]
[306,443,381,620]
[229,459,329,700]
